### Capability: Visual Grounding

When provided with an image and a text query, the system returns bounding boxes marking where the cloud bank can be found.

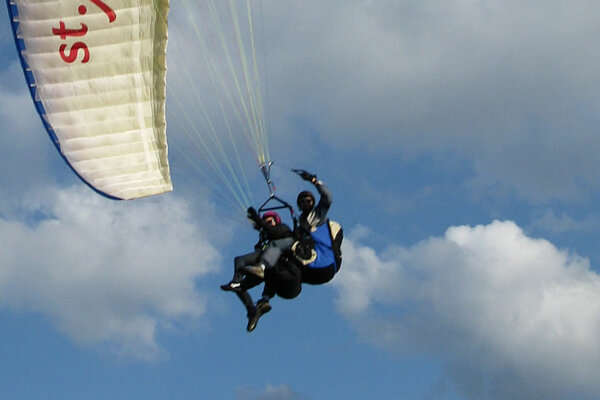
[335,220,600,399]
[259,0,600,203]
[0,187,222,360]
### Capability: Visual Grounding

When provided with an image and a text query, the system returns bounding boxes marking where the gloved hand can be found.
[246,207,260,225]
[299,170,316,182]
[295,238,315,260]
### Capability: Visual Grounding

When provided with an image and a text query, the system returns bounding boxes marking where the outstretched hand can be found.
[246,207,260,226]
[298,170,316,182]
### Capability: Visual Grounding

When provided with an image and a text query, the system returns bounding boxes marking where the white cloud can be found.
[257,0,600,202]
[0,186,223,360]
[235,384,305,400]
[335,220,600,399]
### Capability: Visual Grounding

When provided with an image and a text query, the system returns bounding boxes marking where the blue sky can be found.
[2,1,600,399]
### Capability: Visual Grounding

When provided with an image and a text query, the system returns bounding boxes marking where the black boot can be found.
[246,300,271,332]
[256,299,272,315]
[220,281,242,292]
[246,307,258,332]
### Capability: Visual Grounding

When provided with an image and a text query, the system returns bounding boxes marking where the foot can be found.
[256,299,272,315]
[244,264,265,279]
[246,300,271,332]
[220,281,242,292]
[247,308,258,332]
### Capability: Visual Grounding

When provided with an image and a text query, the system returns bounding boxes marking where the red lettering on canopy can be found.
[88,0,116,23]
[59,42,90,63]
[52,22,88,39]
[52,1,118,64]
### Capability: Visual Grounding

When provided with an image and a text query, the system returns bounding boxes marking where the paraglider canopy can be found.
[7,0,173,200]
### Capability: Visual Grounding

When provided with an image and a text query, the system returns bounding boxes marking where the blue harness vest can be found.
[307,222,337,270]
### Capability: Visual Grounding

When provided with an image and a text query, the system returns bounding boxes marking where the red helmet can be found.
[262,211,281,224]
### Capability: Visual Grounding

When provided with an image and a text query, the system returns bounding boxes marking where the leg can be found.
[236,275,264,332]
[221,251,261,291]
[260,238,294,268]
[245,238,295,278]
[234,252,261,281]
[235,274,262,310]
[236,275,267,332]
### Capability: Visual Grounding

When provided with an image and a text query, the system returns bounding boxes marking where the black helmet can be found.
[297,190,315,207]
